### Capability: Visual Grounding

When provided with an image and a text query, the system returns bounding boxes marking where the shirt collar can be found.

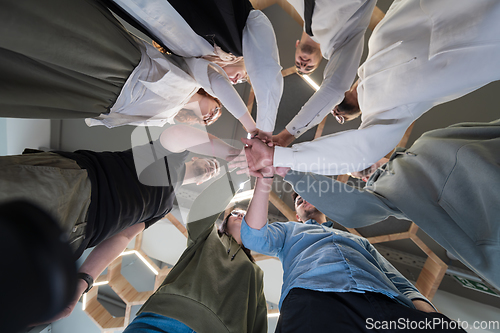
[305,220,334,228]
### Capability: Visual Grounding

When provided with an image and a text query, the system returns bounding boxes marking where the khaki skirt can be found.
[0,0,142,118]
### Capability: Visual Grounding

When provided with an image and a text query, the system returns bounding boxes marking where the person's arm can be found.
[35,223,146,325]
[240,166,289,255]
[112,0,213,57]
[273,103,430,175]
[364,239,438,312]
[244,171,274,231]
[160,125,240,159]
[243,10,283,133]
[284,171,407,227]
[78,223,146,284]
[285,30,366,138]
[207,66,257,134]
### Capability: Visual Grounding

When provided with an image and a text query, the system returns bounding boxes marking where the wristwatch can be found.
[77,272,94,294]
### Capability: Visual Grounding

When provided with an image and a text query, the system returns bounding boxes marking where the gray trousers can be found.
[0,0,142,119]
[0,152,91,251]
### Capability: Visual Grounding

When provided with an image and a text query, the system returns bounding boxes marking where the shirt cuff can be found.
[273,146,294,168]
[410,296,438,312]
[285,121,304,138]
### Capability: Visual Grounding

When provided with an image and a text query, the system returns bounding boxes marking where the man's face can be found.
[294,41,322,74]
[192,157,219,185]
[294,195,320,222]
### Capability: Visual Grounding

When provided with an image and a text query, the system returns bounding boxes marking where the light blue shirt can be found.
[241,219,430,310]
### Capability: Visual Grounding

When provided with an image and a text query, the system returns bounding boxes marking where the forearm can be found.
[160,125,239,159]
[245,177,274,230]
[243,10,283,133]
[275,107,417,174]
[78,223,145,280]
[238,112,257,134]
[285,85,344,138]
[287,30,366,137]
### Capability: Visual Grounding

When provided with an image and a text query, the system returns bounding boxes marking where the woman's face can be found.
[198,95,221,124]
[223,62,247,85]
[226,210,245,238]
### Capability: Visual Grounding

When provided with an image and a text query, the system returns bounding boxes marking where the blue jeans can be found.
[123,312,196,333]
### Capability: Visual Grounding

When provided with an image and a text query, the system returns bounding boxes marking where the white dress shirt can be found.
[285,0,376,137]
[275,0,500,175]
[111,0,283,133]
[86,40,248,128]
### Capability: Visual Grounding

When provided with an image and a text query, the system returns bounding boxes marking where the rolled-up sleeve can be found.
[243,10,283,133]
[241,218,287,257]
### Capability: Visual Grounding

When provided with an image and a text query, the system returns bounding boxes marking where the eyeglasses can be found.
[331,108,345,125]
[206,158,219,177]
[204,106,221,124]
[295,66,313,76]
[230,210,245,217]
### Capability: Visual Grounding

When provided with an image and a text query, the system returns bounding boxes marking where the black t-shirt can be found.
[57,141,189,258]
[167,0,253,57]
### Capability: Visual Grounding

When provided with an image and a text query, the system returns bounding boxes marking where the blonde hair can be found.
[152,40,245,78]
[202,45,244,68]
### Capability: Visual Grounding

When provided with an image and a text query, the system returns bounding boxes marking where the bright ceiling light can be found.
[267,311,280,318]
[302,75,320,91]
[120,250,159,275]
[82,293,87,311]
[94,281,109,287]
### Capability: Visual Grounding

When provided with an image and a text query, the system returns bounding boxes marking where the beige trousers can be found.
[0,152,92,251]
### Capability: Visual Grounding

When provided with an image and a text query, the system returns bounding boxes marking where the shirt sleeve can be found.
[243,10,283,133]
[362,239,437,311]
[274,103,431,175]
[283,171,407,226]
[207,66,248,120]
[286,29,366,137]
[240,218,288,257]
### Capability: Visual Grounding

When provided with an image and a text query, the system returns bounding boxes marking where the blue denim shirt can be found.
[241,218,429,310]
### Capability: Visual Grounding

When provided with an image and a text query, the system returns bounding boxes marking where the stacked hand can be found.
[228,137,289,178]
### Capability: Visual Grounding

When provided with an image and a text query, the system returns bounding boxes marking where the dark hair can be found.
[218,212,255,263]
[174,88,222,126]
[291,191,299,203]
[336,97,361,118]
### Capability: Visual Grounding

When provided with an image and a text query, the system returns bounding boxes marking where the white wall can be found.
[0,118,51,155]
[433,289,500,332]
